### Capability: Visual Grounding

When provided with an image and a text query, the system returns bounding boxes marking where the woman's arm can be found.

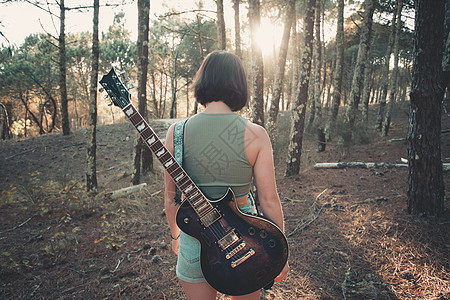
[164,123,180,254]
[246,123,289,281]
[246,124,284,231]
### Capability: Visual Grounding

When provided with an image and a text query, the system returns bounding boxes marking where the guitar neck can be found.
[122,103,214,218]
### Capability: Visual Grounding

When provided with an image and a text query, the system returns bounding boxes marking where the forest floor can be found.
[0,102,449,300]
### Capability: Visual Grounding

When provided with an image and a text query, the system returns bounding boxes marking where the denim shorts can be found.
[176,196,257,283]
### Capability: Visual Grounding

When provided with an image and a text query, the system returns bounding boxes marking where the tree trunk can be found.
[325,0,344,139]
[267,0,295,140]
[344,0,375,130]
[306,1,322,131]
[313,1,322,125]
[86,0,99,194]
[233,0,241,57]
[375,5,397,131]
[132,0,152,185]
[248,0,265,126]
[442,0,450,97]
[407,0,445,217]
[285,0,316,177]
[289,20,299,112]
[382,0,403,137]
[170,51,178,119]
[216,0,226,50]
[360,59,372,130]
[0,103,10,140]
[59,0,70,135]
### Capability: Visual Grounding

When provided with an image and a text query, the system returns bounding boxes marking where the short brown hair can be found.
[192,50,248,111]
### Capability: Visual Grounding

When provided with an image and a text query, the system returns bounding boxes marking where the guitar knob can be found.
[268,239,276,248]
[260,230,267,239]
[184,218,189,224]
[248,227,255,236]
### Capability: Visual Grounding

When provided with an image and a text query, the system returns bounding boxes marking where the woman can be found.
[164,50,289,300]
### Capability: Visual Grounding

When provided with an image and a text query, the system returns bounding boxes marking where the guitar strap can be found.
[173,118,189,205]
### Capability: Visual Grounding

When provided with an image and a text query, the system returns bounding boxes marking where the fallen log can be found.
[106,183,148,199]
[314,162,450,171]
[313,162,407,169]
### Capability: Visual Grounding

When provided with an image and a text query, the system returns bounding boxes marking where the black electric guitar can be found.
[99,68,288,296]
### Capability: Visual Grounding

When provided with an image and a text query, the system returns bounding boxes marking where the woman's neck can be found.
[202,101,233,114]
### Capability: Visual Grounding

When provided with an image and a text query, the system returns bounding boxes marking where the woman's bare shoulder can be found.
[245,121,270,143]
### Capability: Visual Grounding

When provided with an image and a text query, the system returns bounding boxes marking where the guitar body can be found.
[176,188,288,296]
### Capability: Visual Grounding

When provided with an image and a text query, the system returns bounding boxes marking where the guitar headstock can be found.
[99,68,134,109]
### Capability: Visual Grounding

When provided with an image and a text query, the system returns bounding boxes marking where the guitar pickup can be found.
[200,208,221,227]
[217,229,239,250]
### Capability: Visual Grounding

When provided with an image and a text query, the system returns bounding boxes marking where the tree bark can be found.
[344,0,375,129]
[132,0,152,185]
[248,0,265,126]
[0,103,10,140]
[382,0,403,137]
[232,0,241,57]
[59,0,70,135]
[375,5,397,131]
[407,0,445,217]
[360,58,372,130]
[86,0,99,193]
[216,0,226,50]
[306,0,322,130]
[169,50,178,119]
[267,0,295,140]
[325,0,344,139]
[285,0,316,177]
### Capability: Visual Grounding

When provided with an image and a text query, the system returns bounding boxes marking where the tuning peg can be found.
[107,101,113,106]
[98,87,104,92]
[128,83,135,90]
[103,94,109,100]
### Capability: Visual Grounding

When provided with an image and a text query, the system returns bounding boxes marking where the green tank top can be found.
[183,112,253,199]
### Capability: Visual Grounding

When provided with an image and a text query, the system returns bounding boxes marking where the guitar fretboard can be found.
[123,103,214,219]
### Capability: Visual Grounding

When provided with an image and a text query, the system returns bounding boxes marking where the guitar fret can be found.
[169,166,183,177]
[175,172,185,182]
[141,127,154,139]
[178,179,193,190]
[128,113,141,125]
[197,203,209,212]
[184,185,194,194]
[193,198,205,206]
[158,152,173,164]
[155,148,166,158]
[146,135,157,146]
[136,121,146,132]
[151,143,165,154]
[124,106,135,117]
[150,140,164,153]
[164,158,175,168]
[189,191,200,201]
[177,176,191,187]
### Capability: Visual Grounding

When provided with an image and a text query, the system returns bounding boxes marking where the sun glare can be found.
[254,17,284,58]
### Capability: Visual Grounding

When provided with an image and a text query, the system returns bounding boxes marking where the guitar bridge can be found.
[226,241,246,259]
[231,248,255,268]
